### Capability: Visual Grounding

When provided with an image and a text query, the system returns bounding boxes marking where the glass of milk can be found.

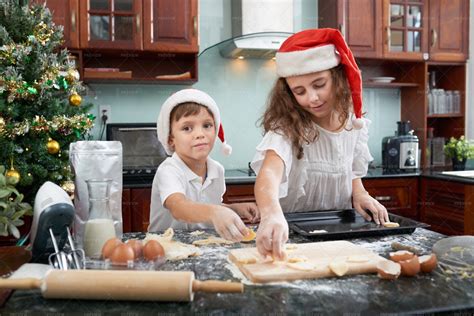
[83,179,116,259]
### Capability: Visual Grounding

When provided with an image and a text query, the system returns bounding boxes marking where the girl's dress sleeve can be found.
[251,131,293,198]
[352,118,374,179]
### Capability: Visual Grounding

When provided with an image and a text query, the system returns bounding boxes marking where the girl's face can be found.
[286,70,335,122]
[169,107,216,165]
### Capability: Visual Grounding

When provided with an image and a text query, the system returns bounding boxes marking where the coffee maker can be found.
[382,121,419,174]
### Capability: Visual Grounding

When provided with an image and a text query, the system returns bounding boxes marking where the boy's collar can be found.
[171,152,219,182]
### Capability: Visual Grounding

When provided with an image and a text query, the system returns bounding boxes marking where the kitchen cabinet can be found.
[428,0,469,62]
[223,184,255,204]
[31,0,80,49]
[420,178,474,235]
[318,0,383,58]
[363,177,419,220]
[122,187,151,233]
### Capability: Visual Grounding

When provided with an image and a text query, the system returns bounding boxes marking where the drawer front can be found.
[223,184,255,204]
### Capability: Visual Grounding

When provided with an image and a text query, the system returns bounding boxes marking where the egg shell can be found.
[110,243,135,265]
[143,240,165,261]
[101,237,123,259]
[126,239,144,259]
[399,255,420,277]
[389,250,414,262]
[376,260,401,280]
[419,254,438,273]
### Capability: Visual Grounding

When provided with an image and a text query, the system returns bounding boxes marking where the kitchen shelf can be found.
[427,113,463,118]
[363,81,419,88]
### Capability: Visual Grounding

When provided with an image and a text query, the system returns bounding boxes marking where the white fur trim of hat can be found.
[157,88,232,156]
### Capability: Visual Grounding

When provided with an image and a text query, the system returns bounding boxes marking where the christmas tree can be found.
[0,1,95,208]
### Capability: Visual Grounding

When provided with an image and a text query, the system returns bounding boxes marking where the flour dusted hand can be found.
[256,212,288,260]
[352,191,389,225]
[211,206,248,242]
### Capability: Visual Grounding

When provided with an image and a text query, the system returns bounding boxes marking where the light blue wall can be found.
[85,0,400,169]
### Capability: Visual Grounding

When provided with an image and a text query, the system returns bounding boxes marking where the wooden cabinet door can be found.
[79,0,143,50]
[223,184,255,204]
[32,0,80,48]
[362,177,419,220]
[122,188,132,233]
[318,0,382,58]
[382,0,429,60]
[143,0,198,53]
[130,188,151,232]
[428,0,469,62]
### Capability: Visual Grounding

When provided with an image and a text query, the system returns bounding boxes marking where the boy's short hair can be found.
[169,102,214,124]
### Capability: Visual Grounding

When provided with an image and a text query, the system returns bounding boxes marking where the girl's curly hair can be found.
[259,65,352,160]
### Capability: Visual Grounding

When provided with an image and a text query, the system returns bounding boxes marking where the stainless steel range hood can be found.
[219,0,294,59]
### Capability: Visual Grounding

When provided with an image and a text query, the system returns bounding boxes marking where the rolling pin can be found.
[0,269,243,302]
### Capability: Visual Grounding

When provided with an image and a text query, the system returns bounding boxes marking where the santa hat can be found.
[276,28,364,129]
[157,89,232,156]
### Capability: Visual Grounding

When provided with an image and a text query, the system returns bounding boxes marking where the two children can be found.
[148,89,259,242]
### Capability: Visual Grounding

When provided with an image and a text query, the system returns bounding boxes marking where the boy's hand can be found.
[229,202,260,223]
[211,206,249,242]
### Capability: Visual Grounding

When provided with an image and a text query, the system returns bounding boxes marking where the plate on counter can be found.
[368,77,396,83]
[286,209,428,240]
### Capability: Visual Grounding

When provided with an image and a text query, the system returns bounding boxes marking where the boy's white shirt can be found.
[251,117,373,213]
[148,152,225,232]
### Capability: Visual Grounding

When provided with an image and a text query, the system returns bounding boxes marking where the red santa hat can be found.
[276,28,364,129]
[157,89,232,156]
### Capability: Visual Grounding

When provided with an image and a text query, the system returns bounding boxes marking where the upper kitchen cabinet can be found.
[318,0,383,58]
[79,0,143,50]
[382,0,428,60]
[32,0,80,49]
[428,0,469,62]
[143,0,198,53]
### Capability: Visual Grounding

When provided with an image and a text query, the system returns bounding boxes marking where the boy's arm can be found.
[164,193,248,241]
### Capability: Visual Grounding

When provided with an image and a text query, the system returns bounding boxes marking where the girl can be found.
[251,29,388,259]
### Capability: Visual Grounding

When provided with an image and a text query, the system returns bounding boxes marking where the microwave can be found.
[106,123,168,185]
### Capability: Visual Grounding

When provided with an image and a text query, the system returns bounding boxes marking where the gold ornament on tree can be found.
[69,92,82,106]
[61,180,75,199]
[6,158,20,185]
[0,116,5,134]
[47,138,60,154]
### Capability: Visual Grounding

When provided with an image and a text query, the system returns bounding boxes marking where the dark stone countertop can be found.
[2,228,473,315]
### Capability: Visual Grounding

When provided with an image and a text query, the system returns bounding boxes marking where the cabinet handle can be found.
[375,196,392,201]
[385,27,390,45]
[71,10,76,32]
[431,29,438,48]
[338,24,345,38]
[136,14,141,34]
[193,16,197,37]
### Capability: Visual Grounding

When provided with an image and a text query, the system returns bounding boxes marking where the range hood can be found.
[219,0,294,59]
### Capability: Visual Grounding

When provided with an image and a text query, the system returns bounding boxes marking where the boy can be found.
[148,89,259,241]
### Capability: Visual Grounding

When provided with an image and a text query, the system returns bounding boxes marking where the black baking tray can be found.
[286,209,429,240]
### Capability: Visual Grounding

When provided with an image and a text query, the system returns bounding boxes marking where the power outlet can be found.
[99,105,112,122]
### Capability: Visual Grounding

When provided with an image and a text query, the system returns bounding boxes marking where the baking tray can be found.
[286,209,429,240]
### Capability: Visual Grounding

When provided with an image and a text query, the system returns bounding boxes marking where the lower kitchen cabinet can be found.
[223,184,256,204]
[420,178,474,235]
[122,187,151,233]
[362,177,419,220]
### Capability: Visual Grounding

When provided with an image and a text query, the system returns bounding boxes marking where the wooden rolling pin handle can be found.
[0,278,41,290]
[192,280,243,293]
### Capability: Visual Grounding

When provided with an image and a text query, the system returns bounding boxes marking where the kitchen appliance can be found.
[30,182,75,263]
[382,121,419,174]
[106,123,168,185]
[0,270,243,302]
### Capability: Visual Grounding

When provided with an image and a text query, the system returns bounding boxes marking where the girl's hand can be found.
[229,202,260,223]
[353,191,389,225]
[256,211,288,260]
[211,206,248,242]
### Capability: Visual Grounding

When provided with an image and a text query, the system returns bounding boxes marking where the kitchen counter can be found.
[2,228,473,315]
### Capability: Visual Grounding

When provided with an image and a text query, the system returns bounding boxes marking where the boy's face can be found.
[169,107,216,164]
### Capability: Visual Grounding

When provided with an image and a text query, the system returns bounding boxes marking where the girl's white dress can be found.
[251,118,373,212]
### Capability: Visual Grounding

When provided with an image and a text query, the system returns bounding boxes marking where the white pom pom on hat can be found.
[276,28,364,129]
[157,88,232,156]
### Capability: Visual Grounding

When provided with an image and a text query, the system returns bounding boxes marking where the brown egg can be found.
[101,237,123,259]
[143,240,165,261]
[399,255,420,277]
[419,253,438,273]
[109,243,135,265]
[126,239,144,259]
[376,260,401,280]
[389,250,414,262]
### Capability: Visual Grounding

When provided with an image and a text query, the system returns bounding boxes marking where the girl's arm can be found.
[164,193,248,241]
[254,150,289,260]
[352,178,389,225]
